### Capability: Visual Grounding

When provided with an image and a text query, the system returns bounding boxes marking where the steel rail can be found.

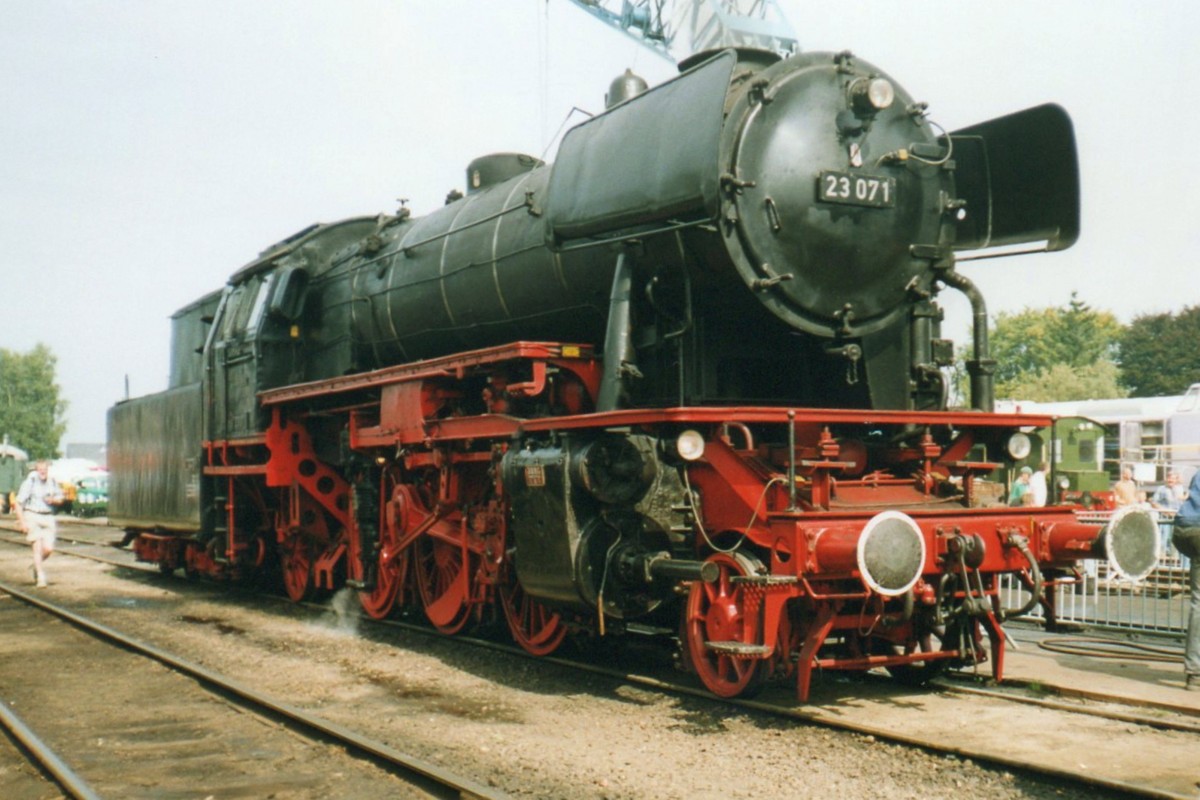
[426,631,1196,800]
[4,526,1194,799]
[17,529,1200,733]
[0,700,101,800]
[933,678,1200,734]
[0,578,507,800]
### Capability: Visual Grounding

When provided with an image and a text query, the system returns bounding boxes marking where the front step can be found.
[730,575,798,586]
[705,641,772,657]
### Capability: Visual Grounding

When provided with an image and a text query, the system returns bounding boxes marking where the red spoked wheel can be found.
[414,530,475,635]
[278,490,332,603]
[685,551,769,698]
[358,537,408,620]
[280,536,316,603]
[358,482,411,620]
[878,607,963,687]
[499,570,567,656]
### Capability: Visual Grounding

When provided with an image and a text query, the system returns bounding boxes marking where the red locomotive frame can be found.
[133,340,1143,701]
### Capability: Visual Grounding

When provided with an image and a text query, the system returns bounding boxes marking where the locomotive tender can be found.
[109,48,1157,699]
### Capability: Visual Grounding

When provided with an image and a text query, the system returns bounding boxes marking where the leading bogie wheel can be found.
[877,608,962,687]
[685,550,769,698]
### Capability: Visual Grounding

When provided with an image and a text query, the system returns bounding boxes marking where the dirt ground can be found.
[0,524,1131,799]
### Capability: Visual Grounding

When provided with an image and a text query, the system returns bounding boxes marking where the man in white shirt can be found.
[15,460,62,587]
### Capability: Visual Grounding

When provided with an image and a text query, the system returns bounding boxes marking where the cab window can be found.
[220,277,270,339]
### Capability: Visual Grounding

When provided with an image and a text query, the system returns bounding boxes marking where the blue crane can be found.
[562,0,798,63]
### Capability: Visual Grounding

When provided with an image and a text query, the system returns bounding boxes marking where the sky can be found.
[1,1,1197,447]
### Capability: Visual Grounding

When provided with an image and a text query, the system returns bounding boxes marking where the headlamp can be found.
[676,430,706,461]
[851,77,895,113]
[1006,432,1032,460]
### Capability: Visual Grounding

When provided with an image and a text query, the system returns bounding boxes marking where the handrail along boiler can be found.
[108,48,1157,700]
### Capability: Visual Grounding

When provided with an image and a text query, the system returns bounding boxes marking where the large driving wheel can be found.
[500,569,567,656]
[359,540,408,620]
[359,481,411,620]
[414,532,474,634]
[685,551,769,698]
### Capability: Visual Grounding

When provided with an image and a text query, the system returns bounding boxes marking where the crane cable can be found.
[539,0,550,151]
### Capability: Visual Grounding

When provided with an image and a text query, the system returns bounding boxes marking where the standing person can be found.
[1008,466,1032,506]
[1113,465,1138,507]
[1028,461,1049,507]
[1152,471,1186,559]
[1173,470,1200,691]
[14,460,62,587]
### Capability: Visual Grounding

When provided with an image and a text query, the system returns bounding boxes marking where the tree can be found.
[1118,306,1200,397]
[988,293,1124,400]
[999,360,1124,402]
[0,344,68,459]
[951,293,1125,405]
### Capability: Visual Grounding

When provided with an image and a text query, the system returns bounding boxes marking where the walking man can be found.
[15,460,62,587]
[1172,470,1200,691]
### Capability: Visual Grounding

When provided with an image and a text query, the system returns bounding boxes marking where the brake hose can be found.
[999,534,1043,622]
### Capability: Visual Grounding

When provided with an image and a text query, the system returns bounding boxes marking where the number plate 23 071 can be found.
[817,171,896,208]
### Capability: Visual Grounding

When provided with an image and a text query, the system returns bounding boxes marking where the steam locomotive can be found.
[108,47,1158,700]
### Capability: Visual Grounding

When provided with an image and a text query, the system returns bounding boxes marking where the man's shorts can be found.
[23,511,57,546]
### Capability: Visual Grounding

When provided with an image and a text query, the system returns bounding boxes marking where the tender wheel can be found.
[685,551,769,698]
[183,547,200,580]
[414,534,474,634]
[500,568,566,656]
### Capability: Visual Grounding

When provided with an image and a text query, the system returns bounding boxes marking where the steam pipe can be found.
[597,250,636,412]
[939,269,995,412]
[787,410,797,509]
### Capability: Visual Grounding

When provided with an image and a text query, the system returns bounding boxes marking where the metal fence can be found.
[999,509,1192,634]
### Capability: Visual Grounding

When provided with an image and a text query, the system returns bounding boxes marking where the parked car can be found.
[49,458,101,514]
[73,473,108,517]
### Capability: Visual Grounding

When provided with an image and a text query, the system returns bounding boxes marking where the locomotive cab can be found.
[204,217,379,441]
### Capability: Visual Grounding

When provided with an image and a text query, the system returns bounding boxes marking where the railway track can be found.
[935,669,1200,735]
[0,574,505,800]
[2,521,1197,799]
[425,628,1200,800]
[0,696,98,799]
